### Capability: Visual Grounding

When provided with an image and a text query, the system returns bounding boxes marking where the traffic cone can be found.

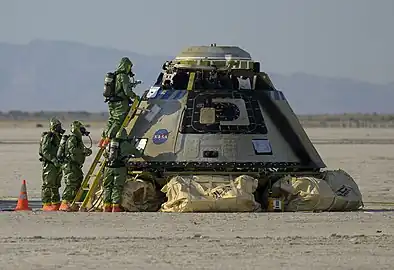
[14,180,31,211]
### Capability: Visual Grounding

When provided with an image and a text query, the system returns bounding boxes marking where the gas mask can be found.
[54,124,65,135]
[80,126,90,136]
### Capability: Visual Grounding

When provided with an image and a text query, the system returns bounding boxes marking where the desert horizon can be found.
[1,111,394,129]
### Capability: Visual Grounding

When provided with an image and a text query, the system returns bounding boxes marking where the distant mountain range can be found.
[0,39,392,114]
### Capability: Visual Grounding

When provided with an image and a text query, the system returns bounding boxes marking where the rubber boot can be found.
[42,203,53,212]
[103,204,112,212]
[112,204,123,212]
[51,202,61,211]
[59,201,71,211]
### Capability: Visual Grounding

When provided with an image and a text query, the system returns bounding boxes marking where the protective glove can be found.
[84,148,93,156]
[128,95,140,106]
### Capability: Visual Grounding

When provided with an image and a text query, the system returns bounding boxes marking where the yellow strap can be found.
[187,72,195,90]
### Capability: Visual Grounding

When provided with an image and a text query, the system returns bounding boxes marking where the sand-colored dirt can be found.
[1,127,394,269]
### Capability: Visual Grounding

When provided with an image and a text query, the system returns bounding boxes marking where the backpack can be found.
[38,131,53,161]
[103,72,117,98]
[56,134,70,162]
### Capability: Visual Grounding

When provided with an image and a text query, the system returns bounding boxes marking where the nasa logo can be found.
[152,129,169,144]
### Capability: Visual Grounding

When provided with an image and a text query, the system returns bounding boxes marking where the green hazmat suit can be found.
[61,121,92,203]
[39,117,64,205]
[102,57,138,139]
[102,128,137,206]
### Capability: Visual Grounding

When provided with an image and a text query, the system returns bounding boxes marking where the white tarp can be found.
[321,169,364,210]
[92,178,161,212]
[273,169,363,211]
[121,179,162,212]
[160,175,261,212]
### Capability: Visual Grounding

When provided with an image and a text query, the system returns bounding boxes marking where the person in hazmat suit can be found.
[99,57,140,148]
[39,117,65,211]
[59,120,93,211]
[102,127,138,212]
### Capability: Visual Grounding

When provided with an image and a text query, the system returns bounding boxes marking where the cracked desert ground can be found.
[0,125,393,270]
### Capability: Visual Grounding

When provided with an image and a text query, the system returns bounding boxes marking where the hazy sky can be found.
[1,0,393,84]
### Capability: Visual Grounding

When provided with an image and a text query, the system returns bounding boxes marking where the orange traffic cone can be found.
[14,180,31,211]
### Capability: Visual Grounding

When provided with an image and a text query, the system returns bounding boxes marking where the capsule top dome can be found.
[175,45,252,61]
